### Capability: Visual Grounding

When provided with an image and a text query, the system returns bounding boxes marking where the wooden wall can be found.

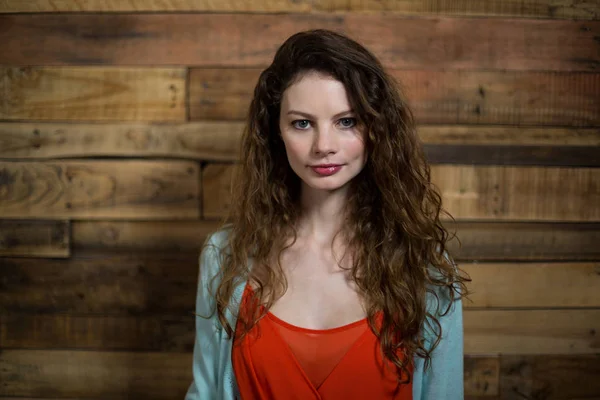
[0,1,599,399]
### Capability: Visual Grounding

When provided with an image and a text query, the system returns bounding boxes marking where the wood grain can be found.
[1,123,598,161]
[0,220,69,258]
[0,314,194,352]
[0,253,198,314]
[190,69,600,127]
[447,222,600,261]
[4,309,597,355]
[0,122,244,161]
[0,14,597,71]
[203,164,600,221]
[72,220,221,251]
[464,309,600,354]
[0,67,186,121]
[0,349,497,397]
[463,262,600,308]
[0,161,199,219]
[0,0,598,19]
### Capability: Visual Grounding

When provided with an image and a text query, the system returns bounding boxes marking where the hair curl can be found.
[210,29,470,385]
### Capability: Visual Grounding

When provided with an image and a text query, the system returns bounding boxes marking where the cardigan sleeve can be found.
[185,232,227,399]
[413,292,464,400]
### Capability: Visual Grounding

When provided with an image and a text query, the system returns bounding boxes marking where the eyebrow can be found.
[286,110,354,119]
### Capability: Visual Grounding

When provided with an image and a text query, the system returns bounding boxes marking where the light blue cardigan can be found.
[185,229,464,399]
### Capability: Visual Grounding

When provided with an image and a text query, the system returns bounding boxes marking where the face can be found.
[279,72,367,193]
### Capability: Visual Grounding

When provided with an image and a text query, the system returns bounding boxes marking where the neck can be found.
[296,183,349,245]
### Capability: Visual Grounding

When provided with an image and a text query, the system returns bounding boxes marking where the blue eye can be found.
[292,120,311,130]
[339,118,357,128]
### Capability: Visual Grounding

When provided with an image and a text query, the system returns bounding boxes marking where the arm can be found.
[185,234,225,399]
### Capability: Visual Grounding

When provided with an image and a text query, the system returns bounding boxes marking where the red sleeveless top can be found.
[232,284,412,399]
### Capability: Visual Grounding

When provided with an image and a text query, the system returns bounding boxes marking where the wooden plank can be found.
[0,67,186,121]
[0,14,597,71]
[431,165,600,221]
[5,309,596,355]
[0,0,312,12]
[464,357,500,397]
[0,160,199,219]
[0,349,497,397]
[0,0,597,19]
[0,220,69,258]
[0,350,192,399]
[0,253,198,314]
[72,220,221,251]
[203,164,600,221]
[500,355,600,400]
[190,69,600,127]
[463,262,600,308]
[0,314,194,352]
[0,122,244,161]
[464,309,600,355]
[447,222,600,261]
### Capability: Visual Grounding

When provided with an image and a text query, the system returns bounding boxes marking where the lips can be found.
[310,164,343,176]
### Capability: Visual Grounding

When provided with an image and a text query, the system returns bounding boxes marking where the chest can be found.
[266,244,367,330]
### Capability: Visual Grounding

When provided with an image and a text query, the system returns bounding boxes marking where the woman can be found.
[186,29,469,399]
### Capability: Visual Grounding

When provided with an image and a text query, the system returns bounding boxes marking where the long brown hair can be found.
[210,29,469,383]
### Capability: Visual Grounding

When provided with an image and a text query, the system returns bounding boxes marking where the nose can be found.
[312,125,337,156]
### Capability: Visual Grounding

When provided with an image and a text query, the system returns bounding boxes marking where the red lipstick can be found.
[310,164,343,176]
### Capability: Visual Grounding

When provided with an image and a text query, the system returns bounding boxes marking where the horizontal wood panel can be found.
[500,354,600,400]
[0,350,497,397]
[0,253,199,314]
[0,67,186,122]
[69,220,600,261]
[0,0,597,19]
[190,69,600,127]
[0,314,194,352]
[0,161,199,219]
[0,220,69,258]
[72,220,221,252]
[464,262,600,308]
[0,14,597,71]
[2,253,597,312]
[464,309,600,354]
[3,309,597,355]
[203,164,600,221]
[447,222,600,261]
[2,122,597,166]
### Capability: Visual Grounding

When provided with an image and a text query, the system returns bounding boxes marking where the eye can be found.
[338,117,357,128]
[292,120,311,130]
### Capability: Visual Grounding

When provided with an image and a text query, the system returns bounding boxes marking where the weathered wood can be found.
[0,67,186,121]
[0,349,497,397]
[0,314,194,352]
[0,350,192,398]
[72,220,221,251]
[4,309,596,355]
[463,262,600,308]
[464,309,600,355]
[464,357,500,397]
[0,253,199,314]
[432,165,600,221]
[0,0,598,19]
[1,122,598,161]
[0,14,597,71]
[500,355,600,400]
[190,69,600,127]
[203,164,600,221]
[0,220,69,258]
[447,222,600,261]
[0,122,244,161]
[0,160,199,219]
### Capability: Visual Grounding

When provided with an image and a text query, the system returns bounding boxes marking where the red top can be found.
[232,284,412,399]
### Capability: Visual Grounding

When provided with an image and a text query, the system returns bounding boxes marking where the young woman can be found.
[185,29,469,400]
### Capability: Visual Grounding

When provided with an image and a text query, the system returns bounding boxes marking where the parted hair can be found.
[208,29,469,384]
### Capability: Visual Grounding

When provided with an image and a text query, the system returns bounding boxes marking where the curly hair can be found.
[210,29,470,385]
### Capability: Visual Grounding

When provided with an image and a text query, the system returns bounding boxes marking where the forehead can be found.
[280,72,352,114]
